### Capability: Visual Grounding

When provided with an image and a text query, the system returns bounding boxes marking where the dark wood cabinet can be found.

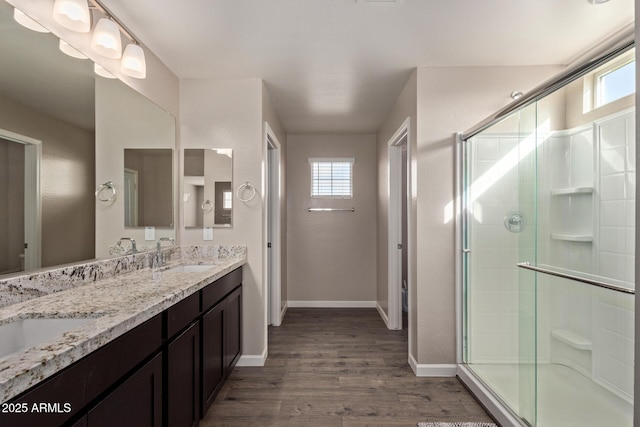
[201,271,242,418]
[224,287,242,372]
[201,302,224,416]
[87,353,163,427]
[167,321,201,427]
[2,314,162,427]
[2,267,242,427]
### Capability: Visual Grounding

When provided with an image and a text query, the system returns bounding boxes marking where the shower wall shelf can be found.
[551,233,593,242]
[550,187,594,196]
[551,329,592,351]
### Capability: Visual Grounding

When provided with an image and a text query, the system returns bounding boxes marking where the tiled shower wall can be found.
[598,110,635,285]
[469,109,635,403]
[469,134,524,363]
[592,109,635,402]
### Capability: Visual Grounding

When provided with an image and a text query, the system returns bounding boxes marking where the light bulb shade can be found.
[94,63,116,79]
[59,39,87,59]
[52,0,91,33]
[91,18,122,59]
[14,8,50,33]
[121,44,147,79]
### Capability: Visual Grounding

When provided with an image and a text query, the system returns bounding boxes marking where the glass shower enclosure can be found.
[460,45,635,426]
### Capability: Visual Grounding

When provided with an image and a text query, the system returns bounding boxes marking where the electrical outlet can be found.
[145,227,155,241]
[203,227,213,241]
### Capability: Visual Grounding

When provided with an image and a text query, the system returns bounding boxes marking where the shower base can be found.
[468,363,632,426]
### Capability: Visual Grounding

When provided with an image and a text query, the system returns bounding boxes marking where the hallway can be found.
[203,308,494,426]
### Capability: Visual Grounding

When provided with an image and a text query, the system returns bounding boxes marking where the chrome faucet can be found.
[116,237,137,254]
[156,237,176,266]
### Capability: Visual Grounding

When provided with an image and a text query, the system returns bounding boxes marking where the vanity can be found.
[0,246,246,427]
[0,3,246,425]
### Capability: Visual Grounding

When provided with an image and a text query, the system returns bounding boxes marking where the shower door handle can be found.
[516,262,634,295]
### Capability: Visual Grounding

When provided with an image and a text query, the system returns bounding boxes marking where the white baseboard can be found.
[408,354,457,377]
[280,301,288,323]
[457,365,524,427]
[287,300,376,308]
[236,348,267,367]
[376,302,390,328]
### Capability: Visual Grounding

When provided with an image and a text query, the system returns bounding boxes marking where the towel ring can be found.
[95,181,117,202]
[236,181,257,202]
[201,199,213,213]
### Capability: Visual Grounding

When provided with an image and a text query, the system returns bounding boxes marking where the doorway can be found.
[387,118,411,331]
[264,123,283,326]
[0,129,41,274]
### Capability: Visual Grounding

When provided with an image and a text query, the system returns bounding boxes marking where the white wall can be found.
[414,65,562,367]
[262,83,288,313]
[635,3,640,421]
[377,70,418,346]
[286,134,377,306]
[95,78,177,257]
[180,78,285,362]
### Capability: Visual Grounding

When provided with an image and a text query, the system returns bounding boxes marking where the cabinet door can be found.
[201,302,224,417]
[167,321,200,427]
[87,353,162,427]
[224,287,242,372]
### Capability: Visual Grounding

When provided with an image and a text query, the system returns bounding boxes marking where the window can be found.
[595,58,635,107]
[309,158,354,198]
[223,191,232,210]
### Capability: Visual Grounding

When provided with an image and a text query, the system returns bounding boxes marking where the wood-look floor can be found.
[202,308,494,427]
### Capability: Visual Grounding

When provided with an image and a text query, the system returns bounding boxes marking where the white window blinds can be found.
[308,158,354,198]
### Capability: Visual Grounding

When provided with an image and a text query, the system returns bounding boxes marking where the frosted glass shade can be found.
[14,8,49,33]
[91,18,122,59]
[121,44,147,79]
[52,0,90,33]
[59,39,87,59]
[94,63,116,79]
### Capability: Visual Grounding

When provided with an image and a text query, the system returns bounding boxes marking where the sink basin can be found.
[165,265,215,273]
[0,317,95,361]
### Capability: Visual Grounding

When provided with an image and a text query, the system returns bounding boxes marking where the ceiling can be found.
[101,0,634,134]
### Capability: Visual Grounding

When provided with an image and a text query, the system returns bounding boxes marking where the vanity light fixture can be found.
[52,0,91,33]
[94,63,116,79]
[91,18,122,59]
[588,0,610,3]
[59,39,88,59]
[511,91,524,100]
[13,8,50,33]
[121,43,146,78]
[49,0,148,79]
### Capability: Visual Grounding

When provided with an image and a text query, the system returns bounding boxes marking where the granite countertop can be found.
[0,252,247,403]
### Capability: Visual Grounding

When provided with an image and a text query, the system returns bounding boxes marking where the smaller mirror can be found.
[184,148,233,228]
[124,149,174,227]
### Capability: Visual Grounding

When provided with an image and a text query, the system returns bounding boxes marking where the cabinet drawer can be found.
[202,268,242,312]
[3,314,162,427]
[166,291,200,338]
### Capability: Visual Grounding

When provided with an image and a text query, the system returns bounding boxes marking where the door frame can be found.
[124,167,139,227]
[387,117,411,331]
[263,122,284,327]
[0,128,42,271]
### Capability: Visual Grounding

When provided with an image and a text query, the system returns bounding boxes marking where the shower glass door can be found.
[462,102,539,425]
[463,45,635,426]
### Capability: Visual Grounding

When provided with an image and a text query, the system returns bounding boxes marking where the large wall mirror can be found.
[184,149,233,228]
[0,0,176,276]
